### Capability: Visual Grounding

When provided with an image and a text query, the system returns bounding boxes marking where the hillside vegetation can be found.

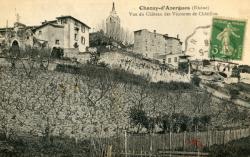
[1,64,248,140]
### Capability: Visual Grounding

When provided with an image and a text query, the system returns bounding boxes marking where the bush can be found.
[191,74,201,86]
[51,48,64,59]
[209,136,250,157]
[239,65,250,73]
[228,87,239,99]
[129,107,150,133]
[157,114,211,133]
[0,135,90,156]
[178,62,189,73]
[55,63,148,86]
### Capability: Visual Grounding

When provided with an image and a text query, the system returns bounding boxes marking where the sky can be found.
[0,0,250,65]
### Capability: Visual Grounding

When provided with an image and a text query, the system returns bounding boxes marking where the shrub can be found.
[209,136,250,157]
[129,107,150,133]
[51,48,64,59]
[228,87,239,99]
[191,74,201,86]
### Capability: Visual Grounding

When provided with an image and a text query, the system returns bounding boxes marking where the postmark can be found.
[185,25,211,60]
[209,17,247,60]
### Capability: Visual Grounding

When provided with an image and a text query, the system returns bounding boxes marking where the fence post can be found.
[223,130,225,145]
[229,129,231,142]
[183,131,186,151]
[107,145,112,157]
[206,129,209,148]
[169,131,172,157]
[209,129,212,146]
[150,133,153,157]
[124,131,127,157]
[240,128,242,138]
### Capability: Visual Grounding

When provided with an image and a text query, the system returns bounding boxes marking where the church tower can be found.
[106,2,121,40]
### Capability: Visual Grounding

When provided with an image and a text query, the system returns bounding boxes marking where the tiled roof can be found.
[33,22,64,31]
[56,15,91,29]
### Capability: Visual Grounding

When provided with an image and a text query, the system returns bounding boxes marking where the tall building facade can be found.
[106,2,121,40]
[133,29,183,66]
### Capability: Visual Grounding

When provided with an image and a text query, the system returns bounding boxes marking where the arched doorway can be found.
[11,40,20,56]
[9,40,20,68]
[51,47,64,59]
[12,40,19,48]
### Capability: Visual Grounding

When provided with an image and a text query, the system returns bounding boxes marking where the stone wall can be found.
[100,51,190,82]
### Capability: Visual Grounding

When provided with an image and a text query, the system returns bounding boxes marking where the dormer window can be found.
[38,31,42,35]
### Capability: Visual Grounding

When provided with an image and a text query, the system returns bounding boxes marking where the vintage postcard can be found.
[0,0,250,157]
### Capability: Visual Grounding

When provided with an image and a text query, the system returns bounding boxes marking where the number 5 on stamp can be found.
[209,17,247,60]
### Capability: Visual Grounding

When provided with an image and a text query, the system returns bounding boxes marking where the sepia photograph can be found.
[0,0,250,156]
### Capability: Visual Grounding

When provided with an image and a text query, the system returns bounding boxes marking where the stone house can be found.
[33,16,91,58]
[133,29,183,67]
[0,22,38,52]
[0,16,90,58]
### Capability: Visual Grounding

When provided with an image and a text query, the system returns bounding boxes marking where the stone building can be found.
[0,22,38,52]
[106,2,121,40]
[0,15,90,58]
[33,16,91,57]
[133,29,183,66]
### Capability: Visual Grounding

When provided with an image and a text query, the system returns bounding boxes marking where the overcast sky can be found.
[0,0,249,65]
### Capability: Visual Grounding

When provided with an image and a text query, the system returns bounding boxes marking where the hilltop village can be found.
[0,3,250,107]
[0,2,249,106]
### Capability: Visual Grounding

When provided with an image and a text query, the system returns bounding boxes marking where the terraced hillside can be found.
[0,65,249,140]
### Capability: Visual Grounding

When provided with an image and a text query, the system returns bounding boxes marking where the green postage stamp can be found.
[209,17,247,60]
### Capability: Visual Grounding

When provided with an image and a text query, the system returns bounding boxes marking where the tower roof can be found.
[112,2,115,12]
[107,1,120,20]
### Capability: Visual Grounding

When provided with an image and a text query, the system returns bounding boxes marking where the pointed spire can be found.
[112,2,115,12]
[15,8,20,22]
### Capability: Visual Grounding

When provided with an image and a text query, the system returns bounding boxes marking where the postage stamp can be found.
[209,17,247,60]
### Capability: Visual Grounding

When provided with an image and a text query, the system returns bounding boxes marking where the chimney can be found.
[165,34,168,37]
[177,34,179,39]
[42,20,47,24]
[153,30,156,33]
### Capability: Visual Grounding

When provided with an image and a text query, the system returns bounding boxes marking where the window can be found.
[81,36,85,44]
[168,58,171,63]
[62,19,67,24]
[145,46,148,51]
[174,57,177,62]
[81,25,85,33]
[38,31,42,35]
[74,34,78,40]
[55,40,60,45]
